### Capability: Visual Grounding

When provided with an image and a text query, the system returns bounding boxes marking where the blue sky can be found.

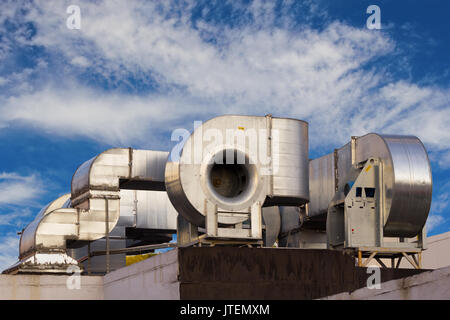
[0,0,449,270]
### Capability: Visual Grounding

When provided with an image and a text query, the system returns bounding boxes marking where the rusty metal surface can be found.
[177,247,427,300]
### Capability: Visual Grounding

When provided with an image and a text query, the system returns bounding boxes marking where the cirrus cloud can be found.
[0,0,447,158]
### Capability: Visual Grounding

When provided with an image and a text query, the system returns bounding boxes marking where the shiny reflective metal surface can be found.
[271,118,309,204]
[67,189,177,275]
[355,134,432,237]
[71,148,169,207]
[119,189,177,230]
[19,194,72,259]
[7,148,172,274]
[165,115,309,227]
[262,206,281,247]
[18,193,120,262]
[309,133,432,237]
[336,142,353,192]
[308,153,335,217]
[5,113,433,274]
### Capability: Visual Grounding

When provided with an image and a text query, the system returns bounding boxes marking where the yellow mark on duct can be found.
[365,165,372,172]
[238,126,245,131]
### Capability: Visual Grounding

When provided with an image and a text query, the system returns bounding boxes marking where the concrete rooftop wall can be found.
[2,231,449,300]
[103,248,179,300]
[323,265,450,300]
[422,231,450,269]
[0,274,103,300]
[0,249,180,300]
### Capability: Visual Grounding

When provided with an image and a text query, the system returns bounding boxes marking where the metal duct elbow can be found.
[4,148,169,274]
[165,115,309,227]
[67,147,169,240]
[2,194,81,274]
[71,148,169,208]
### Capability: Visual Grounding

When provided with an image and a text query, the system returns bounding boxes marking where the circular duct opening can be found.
[210,163,248,198]
[206,149,257,204]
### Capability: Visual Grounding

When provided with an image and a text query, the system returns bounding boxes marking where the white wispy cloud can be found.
[431,182,450,213]
[426,214,446,233]
[0,172,45,206]
[0,234,20,272]
[0,0,446,158]
[0,1,447,269]
[0,171,46,271]
[0,207,33,227]
[437,151,450,169]
[0,209,31,272]
[426,180,450,232]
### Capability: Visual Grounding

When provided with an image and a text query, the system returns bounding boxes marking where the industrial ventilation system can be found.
[280,133,432,267]
[4,148,175,274]
[325,135,432,253]
[2,115,433,274]
[165,115,309,242]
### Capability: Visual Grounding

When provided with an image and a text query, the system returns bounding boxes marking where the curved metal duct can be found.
[19,193,73,259]
[165,115,309,227]
[67,189,178,274]
[71,148,169,208]
[2,194,80,274]
[354,134,432,237]
[309,134,432,237]
[4,148,169,274]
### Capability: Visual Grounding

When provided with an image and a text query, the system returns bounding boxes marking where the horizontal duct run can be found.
[4,148,171,274]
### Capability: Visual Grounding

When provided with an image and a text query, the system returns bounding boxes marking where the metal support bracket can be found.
[356,248,422,269]
[203,200,263,244]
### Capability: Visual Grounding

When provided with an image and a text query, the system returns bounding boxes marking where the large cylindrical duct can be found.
[309,133,432,237]
[165,115,309,227]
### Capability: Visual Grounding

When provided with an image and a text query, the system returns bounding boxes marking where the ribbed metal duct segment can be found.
[308,134,432,237]
[165,115,309,227]
[3,148,170,274]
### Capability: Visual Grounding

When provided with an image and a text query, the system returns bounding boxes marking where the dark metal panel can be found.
[177,247,428,299]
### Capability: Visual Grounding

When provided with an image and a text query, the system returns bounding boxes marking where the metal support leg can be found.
[362,251,377,267]
[177,214,198,245]
[87,242,91,276]
[395,256,403,269]
[205,200,218,237]
[412,253,422,269]
[105,198,110,274]
[358,250,362,267]
[250,202,262,239]
[402,252,419,269]
[375,257,387,268]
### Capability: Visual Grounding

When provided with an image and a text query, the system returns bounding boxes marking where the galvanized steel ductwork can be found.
[308,134,432,237]
[3,115,434,274]
[5,148,171,274]
[165,115,310,227]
